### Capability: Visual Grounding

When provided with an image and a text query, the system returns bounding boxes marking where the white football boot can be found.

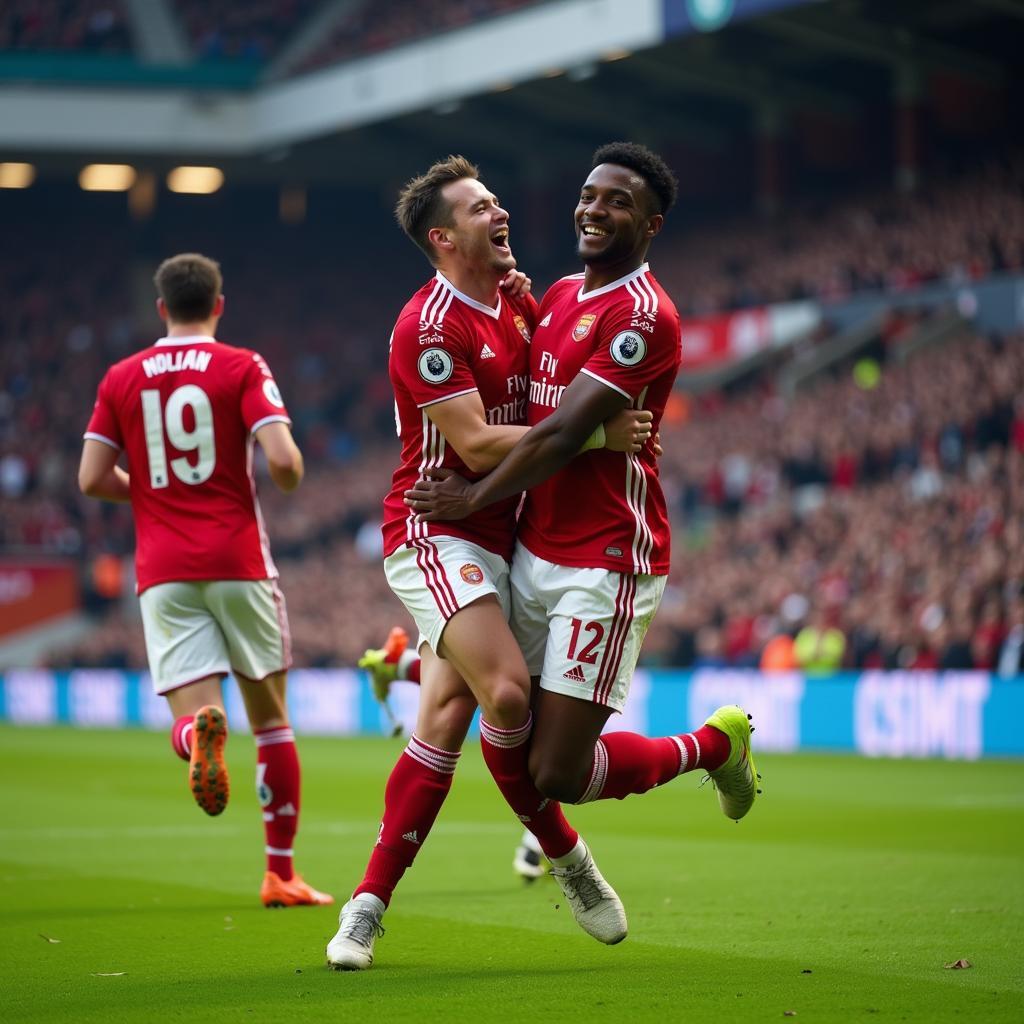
[549,841,627,945]
[326,894,386,971]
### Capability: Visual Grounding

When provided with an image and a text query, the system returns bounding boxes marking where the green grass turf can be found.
[2,725,1022,1023]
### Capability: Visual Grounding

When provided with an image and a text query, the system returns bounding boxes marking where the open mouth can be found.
[490,227,510,251]
[580,223,610,239]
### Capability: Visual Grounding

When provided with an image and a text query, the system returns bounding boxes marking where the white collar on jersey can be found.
[435,271,502,319]
[577,263,651,302]
[154,335,218,346]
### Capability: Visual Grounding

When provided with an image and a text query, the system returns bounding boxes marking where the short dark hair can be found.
[153,253,222,322]
[592,142,678,215]
[395,155,480,263]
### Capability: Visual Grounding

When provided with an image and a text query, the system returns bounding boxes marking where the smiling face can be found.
[574,163,662,270]
[436,177,516,276]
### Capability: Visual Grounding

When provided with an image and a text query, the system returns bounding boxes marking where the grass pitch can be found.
[2,725,1022,1023]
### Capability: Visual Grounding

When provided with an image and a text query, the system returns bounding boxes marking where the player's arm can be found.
[255,421,304,492]
[426,387,650,474]
[78,439,131,503]
[407,373,628,520]
[425,392,528,474]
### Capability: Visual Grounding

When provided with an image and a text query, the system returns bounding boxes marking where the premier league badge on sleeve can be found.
[610,330,647,366]
[417,347,454,384]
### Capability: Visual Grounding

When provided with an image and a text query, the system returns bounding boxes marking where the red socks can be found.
[479,714,578,860]
[170,716,306,881]
[578,726,732,803]
[354,735,459,906]
[254,726,301,881]
[170,714,193,761]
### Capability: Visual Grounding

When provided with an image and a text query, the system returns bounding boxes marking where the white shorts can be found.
[139,579,291,695]
[509,542,666,714]
[384,537,510,653]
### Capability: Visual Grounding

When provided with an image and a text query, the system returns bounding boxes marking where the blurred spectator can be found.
[794,609,846,675]
[760,633,797,672]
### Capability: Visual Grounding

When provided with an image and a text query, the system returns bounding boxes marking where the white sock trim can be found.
[265,846,293,857]
[671,735,688,775]
[578,739,608,804]
[351,892,386,912]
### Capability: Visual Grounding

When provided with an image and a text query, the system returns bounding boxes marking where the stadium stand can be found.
[4,153,1023,672]
[174,0,321,61]
[0,0,131,52]
[300,0,548,72]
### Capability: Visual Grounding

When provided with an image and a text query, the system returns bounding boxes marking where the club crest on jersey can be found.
[418,347,454,384]
[572,314,597,342]
[610,330,647,366]
[262,379,285,408]
[513,314,531,343]
[460,563,484,585]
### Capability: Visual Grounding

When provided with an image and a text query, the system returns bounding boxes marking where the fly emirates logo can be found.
[486,372,529,425]
[528,350,566,411]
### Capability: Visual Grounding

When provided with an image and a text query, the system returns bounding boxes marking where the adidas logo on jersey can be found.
[276,802,297,817]
[480,343,496,359]
[563,665,587,683]
[402,830,420,844]
[539,313,552,327]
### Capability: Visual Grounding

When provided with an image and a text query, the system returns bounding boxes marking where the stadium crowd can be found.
[4,155,1024,674]
[301,0,547,72]
[664,155,1024,315]
[176,0,321,61]
[0,0,130,52]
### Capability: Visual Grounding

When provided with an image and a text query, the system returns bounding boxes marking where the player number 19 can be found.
[140,385,216,489]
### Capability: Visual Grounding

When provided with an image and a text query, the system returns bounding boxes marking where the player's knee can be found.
[481,678,530,727]
[529,756,588,804]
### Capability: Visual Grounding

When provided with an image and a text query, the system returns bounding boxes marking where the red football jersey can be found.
[84,335,291,593]
[518,264,681,575]
[382,272,534,561]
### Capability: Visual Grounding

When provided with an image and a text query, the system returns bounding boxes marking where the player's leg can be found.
[382,538,623,943]
[139,581,232,816]
[328,647,476,970]
[165,676,230,816]
[208,579,332,907]
[526,567,758,820]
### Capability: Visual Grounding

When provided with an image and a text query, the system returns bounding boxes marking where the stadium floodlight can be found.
[0,162,36,188]
[167,166,224,195]
[79,164,137,192]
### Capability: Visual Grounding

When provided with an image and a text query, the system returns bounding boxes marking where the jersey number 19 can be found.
[141,385,216,488]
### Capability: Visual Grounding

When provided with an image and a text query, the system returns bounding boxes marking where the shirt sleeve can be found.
[241,351,292,433]
[391,312,479,409]
[580,305,682,402]
[83,370,123,450]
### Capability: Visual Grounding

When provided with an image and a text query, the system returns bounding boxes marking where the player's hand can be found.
[653,431,663,458]
[499,269,532,297]
[604,408,653,453]
[404,468,475,521]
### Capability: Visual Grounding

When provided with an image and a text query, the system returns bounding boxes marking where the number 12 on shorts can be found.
[567,617,605,664]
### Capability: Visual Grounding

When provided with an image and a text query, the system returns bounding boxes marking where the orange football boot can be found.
[189,705,229,816]
[261,871,335,908]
